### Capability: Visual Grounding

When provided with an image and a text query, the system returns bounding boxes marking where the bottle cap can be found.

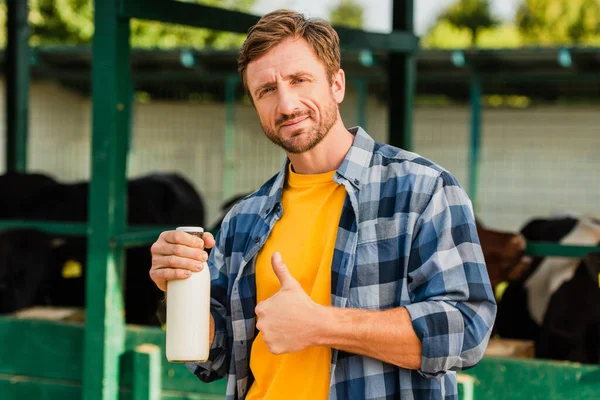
[176,226,204,238]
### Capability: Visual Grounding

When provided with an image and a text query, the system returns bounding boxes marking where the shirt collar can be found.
[263,126,375,214]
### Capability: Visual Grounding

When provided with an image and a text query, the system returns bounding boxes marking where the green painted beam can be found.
[133,345,161,400]
[0,374,81,400]
[223,75,238,203]
[114,227,175,248]
[5,0,30,173]
[353,79,368,129]
[0,221,89,235]
[84,1,132,399]
[387,0,416,150]
[0,317,227,395]
[526,242,600,258]
[418,72,600,83]
[118,0,418,53]
[463,356,600,400]
[0,375,225,400]
[468,74,482,212]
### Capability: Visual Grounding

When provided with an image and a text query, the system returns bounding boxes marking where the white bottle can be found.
[166,226,211,363]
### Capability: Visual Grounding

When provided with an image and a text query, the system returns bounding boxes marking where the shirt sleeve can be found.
[186,221,232,382]
[403,171,497,378]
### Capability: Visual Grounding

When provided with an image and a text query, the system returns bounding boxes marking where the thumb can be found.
[271,252,298,290]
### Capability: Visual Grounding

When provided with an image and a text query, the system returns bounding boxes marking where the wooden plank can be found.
[463,357,600,400]
[0,317,227,395]
[484,339,534,359]
[0,319,84,381]
[133,345,161,400]
[0,374,81,400]
[84,1,132,399]
[0,374,224,400]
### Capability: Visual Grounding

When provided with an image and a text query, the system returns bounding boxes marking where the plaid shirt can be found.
[188,127,496,399]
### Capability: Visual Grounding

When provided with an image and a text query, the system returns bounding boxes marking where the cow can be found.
[0,172,206,326]
[476,219,532,290]
[494,214,600,364]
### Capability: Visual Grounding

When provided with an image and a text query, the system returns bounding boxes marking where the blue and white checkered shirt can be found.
[188,127,496,399]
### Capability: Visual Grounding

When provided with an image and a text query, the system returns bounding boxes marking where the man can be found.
[150,9,496,400]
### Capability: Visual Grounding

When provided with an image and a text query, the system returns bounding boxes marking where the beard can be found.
[261,94,338,154]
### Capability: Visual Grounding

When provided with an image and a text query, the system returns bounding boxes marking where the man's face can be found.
[246,38,345,154]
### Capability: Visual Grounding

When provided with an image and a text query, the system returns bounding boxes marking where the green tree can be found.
[516,0,600,45]
[439,0,499,46]
[329,0,363,29]
[5,0,255,48]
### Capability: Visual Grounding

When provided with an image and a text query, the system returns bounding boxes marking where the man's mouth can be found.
[280,115,309,128]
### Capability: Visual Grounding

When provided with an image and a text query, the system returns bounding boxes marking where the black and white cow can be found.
[495,214,600,364]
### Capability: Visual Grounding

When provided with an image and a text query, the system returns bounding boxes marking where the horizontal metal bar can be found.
[418,73,600,83]
[0,221,89,235]
[0,222,189,240]
[118,0,418,53]
[526,242,600,258]
[113,227,174,248]
[114,227,219,248]
[119,0,259,34]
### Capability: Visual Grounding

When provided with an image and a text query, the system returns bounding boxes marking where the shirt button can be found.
[354,178,360,185]
[254,236,260,243]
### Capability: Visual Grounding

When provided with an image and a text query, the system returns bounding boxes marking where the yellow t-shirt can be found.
[246,165,347,400]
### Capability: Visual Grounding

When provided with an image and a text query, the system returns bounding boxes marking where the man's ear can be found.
[331,68,346,104]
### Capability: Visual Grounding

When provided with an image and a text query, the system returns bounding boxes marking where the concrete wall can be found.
[0,79,598,231]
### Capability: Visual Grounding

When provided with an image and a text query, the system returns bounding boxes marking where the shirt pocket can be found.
[357,215,410,245]
[348,240,404,310]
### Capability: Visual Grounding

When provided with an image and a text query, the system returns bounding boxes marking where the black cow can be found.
[0,172,206,326]
[495,215,600,364]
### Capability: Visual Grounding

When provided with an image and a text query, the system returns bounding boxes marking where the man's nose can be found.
[277,86,299,116]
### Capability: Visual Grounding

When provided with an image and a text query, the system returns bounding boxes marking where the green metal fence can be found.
[1,1,599,399]
[1,1,418,399]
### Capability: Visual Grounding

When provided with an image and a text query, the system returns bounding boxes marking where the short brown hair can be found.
[238,9,341,96]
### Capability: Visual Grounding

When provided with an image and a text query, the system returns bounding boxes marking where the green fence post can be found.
[387,0,416,150]
[354,79,368,129]
[469,74,482,212]
[83,1,131,399]
[223,75,238,202]
[133,344,162,400]
[5,0,30,173]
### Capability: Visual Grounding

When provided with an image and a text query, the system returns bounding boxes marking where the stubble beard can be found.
[261,95,338,154]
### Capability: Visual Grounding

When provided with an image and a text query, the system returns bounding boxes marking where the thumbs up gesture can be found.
[255,252,323,355]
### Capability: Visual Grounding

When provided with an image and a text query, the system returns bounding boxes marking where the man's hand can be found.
[149,230,216,292]
[255,252,323,355]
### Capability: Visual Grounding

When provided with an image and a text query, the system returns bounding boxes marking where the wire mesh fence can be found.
[0,56,598,231]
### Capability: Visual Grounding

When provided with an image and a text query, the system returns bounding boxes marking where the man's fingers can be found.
[150,267,193,291]
[271,252,299,290]
[152,254,205,272]
[161,230,205,248]
[151,241,207,262]
[202,232,216,249]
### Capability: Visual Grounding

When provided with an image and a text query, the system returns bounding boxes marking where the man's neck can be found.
[287,120,354,175]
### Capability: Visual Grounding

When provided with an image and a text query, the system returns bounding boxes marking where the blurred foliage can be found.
[329,0,364,29]
[0,2,5,47]
[0,0,255,48]
[425,0,600,48]
[423,20,522,48]
[517,0,600,45]
[439,0,499,46]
